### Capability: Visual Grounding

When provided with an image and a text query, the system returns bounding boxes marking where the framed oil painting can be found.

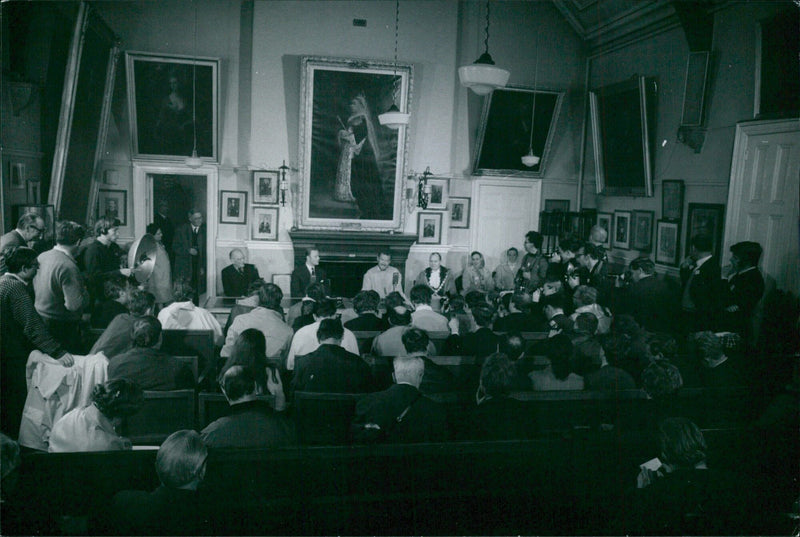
[126,51,218,161]
[473,86,564,177]
[220,191,247,225]
[685,203,725,259]
[417,212,442,245]
[656,219,681,266]
[97,189,127,226]
[252,207,278,241]
[449,197,470,229]
[426,177,449,210]
[253,170,279,204]
[632,210,655,251]
[596,212,613,249]
[613,210,632,250]
[298,56,412,231]
[661,180,684,221]
[10,162,25,189]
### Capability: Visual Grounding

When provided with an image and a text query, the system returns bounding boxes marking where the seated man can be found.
[372,306,436,358]
[290,246,328,300]
[107,316,195,391]
[285,299,359,371]
[221,283,293,362]
[402,328,456,394]
[220,249,260,297]
[409,284,449,333]
[291,318,373,394]
[445,302,500,360]
[362,250,403,299]
[286,282,327,330]
[493,292,535,333]
[499,331,537,391]
[344,290,388,331]
[157,280,224,346]
[223,278,266,335]
[351,355,448,444]
[91,289,156,359]
[201,366,296,449]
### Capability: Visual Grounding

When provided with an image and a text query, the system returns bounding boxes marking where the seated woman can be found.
[218,328,285,411]
[471,352,536,440]
[529,334,584,391]
[90,276,131,329]
[48,379,143,452]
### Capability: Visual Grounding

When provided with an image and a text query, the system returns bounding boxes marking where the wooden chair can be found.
[293,391,367,445]
[125,389,197,445]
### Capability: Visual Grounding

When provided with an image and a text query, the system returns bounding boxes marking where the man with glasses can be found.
[173,210,206,305]
[0,213,46,275]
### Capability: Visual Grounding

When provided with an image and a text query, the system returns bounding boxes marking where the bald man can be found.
[221,248,260,297]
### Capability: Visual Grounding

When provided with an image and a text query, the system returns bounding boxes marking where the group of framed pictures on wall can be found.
[218,171,279,241]
[415,178,471,245]
[595,180,725,267]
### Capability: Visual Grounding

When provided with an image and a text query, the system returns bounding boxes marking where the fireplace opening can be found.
[322,261,375,298]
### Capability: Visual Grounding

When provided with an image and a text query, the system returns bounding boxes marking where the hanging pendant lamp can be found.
[378,0,410,129]
[458,0,510,95]
[522,30,540,168]
[185,1,203,168]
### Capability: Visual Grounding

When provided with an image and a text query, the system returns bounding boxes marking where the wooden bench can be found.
[161,329,217,384]
[124,389,197,445]
[354,330,550,356]
[292,391,367,445]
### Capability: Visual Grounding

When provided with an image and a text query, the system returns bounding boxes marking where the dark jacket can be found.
[615,275,680,334]
[173,223,206,294]
[221,263,260,297]
[104,486,211,536]
[292,343,373,394]
[344,313,389,332]
[108,347,194,390]
[352,383,448,443]
[201,399,296,448]
[290,264,328,298]
[681,256,722,331]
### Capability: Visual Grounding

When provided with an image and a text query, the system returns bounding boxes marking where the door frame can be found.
[132,162,218,300]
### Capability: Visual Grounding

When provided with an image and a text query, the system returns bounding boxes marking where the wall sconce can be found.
[417,166,432,209]
[279,160,289,207]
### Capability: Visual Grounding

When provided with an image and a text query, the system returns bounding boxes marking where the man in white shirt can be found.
[285,298,359,370]
[409,284,449,333]
[157,280,223,346]
[362,251,402,299]
[221,283,293,361]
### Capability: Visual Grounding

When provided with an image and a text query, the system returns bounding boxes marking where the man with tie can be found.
[221,248,260,297]
[173,210,206,304]
[291,246,327,299]
[680,233,722,333]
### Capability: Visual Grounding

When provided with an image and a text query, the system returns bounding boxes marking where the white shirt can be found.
[157,301,224,345]
[49,404,130,453]
[285,319,359,370]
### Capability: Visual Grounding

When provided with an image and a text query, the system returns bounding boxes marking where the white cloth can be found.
[220,307,293,360]
[48,403,131,453]
[362,265,402,298]
[570,303,613,335]
[19,351,109,451]
[157,301,224,346]
[285,319,359,370]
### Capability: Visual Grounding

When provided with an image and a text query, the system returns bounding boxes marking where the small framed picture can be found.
[661,180,684,221]
[426,178,449,210]
[632,210,655,251]
[544,199,570,212]
[596,212,613,249]
[612,210,632,250]
[27,181,41,204]
[252,206,278,241]
[686,203,725,259]
[417,212,443,245]
[253,170,279,204]
[97,189,127,226]
[656,219,681,266]
[220,191,247,224]
[449,197,471,229]
[10,162,25,189]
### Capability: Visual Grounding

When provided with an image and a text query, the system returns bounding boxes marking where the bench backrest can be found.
[293,391,367,445]
[124,389,196,445]
[197,392,276,428]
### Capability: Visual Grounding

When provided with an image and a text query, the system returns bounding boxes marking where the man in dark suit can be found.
[616,257,679,334]
[220,248,260,297]
[680,233,722,333]
[344,290,388,331]
[575,243,613,308]
[291,246,327,299]
[173,210,206,304]
[722,241,765,341]
[351,355,448,443]
[444,302,500,360]
[291,318,373,395]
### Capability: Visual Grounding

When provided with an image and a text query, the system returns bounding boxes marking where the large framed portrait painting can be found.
[298,56,412,231]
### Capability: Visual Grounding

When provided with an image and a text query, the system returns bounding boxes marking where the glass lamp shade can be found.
[378,105,410,130]
[185,149,203,168]
[458,64,510,95]
[521,151,540,167]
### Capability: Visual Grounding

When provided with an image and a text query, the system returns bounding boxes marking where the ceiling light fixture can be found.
[185,0,202,169]
[522,29,540,168]
[378,0,410,129]
[458,0,510,95]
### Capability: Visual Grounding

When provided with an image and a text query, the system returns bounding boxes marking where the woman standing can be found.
[144,223,173,306]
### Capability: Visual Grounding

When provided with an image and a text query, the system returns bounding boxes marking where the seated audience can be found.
[493,247,521,291]
[344,290,388,331]
[372,305,436,357]
[580,317,636,391]
[104,430,210,536]
[291,318,373,394]
[529,334,584,391]
[640,358,684,399]
[362,250,403,299]
[462,251,494,295]
[287,282,327,330]
[91,289,155,359]
[49,379,143,452]
[515,231,548,293]
[351,356,447,443]
[107,316,194,390]
[493,292,535,332]
[689,331,746,388]
[615,256,678,334]
[90,276,131,329]
[570,285,612,334]
[286,299,359,371]
[219,328,286,411]
[221,283,293,363]
[414,252,455,302]
[539,292,573,335]
[402,328,456,394]
[499,331,536,391]
[157,280,223,346]
[223,278,265,335]
[471,352,536,440]
[221,248,260,297]
[722,241,765,340]
[445,302,499,359]
[202,366,295,448]
[602,315,655,383]
[410,284,450,333]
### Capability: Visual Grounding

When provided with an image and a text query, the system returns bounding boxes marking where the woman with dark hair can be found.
[48,379,143,452]
[218,328,285,411]
[529,334,584,391]
[143,223,172,305]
